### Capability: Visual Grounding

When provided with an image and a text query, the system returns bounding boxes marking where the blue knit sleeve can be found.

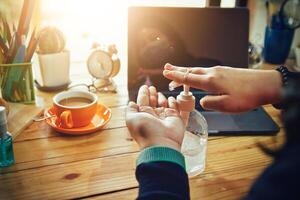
[136,146,190,200]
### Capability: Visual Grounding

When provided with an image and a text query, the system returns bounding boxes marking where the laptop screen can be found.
[128,7,249,95]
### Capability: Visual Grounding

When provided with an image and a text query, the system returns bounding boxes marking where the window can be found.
[40,0,207,62]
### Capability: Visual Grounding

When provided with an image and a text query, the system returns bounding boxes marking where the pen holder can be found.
[0,63,35,103]
[263,26,294,64]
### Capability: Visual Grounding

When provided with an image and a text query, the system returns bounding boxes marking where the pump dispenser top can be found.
[176,84,195,126]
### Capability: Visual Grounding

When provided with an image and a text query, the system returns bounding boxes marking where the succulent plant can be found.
[38,26,66,54]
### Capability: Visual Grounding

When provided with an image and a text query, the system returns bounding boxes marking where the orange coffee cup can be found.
[53,91,98,128]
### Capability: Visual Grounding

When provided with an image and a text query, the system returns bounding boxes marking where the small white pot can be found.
[36,50,70,87]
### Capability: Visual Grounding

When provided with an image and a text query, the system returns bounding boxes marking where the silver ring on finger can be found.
[183,67,192,83]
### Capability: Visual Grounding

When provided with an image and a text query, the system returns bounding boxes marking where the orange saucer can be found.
[45,104,111,135]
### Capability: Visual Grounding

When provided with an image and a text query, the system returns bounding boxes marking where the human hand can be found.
[126,85,185,151]
[163,64,282,113]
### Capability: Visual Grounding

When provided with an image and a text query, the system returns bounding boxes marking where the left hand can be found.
[125,85,185,151]
[163,63,282,113]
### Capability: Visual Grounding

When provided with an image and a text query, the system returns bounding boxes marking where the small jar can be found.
[181,110,208,177]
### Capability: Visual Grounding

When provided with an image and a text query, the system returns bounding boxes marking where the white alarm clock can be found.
[87,44,120,92]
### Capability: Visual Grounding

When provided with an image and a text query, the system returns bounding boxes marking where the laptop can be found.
[128,7,279,135]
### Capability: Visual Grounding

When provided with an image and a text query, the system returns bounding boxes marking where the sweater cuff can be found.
[137,146,186,170]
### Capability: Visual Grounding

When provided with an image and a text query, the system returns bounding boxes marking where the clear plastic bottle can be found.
[0,106,15,168]
[181,110,208,177]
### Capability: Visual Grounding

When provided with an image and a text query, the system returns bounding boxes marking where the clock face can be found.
[87,50,114,79]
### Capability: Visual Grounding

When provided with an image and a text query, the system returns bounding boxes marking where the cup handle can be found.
[60,110,73,128]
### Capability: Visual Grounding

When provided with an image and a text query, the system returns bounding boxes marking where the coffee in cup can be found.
[53,91,98,128]
[59,97,93,107]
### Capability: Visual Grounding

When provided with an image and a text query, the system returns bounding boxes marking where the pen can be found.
[6,33,17,64]
[0,49,4,64]
[25,28,37,62]
[13,24,16,33]
[17,0,36,44]
[23,0,36,37]
[13,35,26,63]
[0,36,8,56]
[3,19,12,44]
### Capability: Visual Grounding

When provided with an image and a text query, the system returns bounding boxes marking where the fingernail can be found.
[169,83,177,91]
[168,96,175,100]
[164,63,172,70]
[169,81,181,90]
[128,101,137,106]
[163,70,170,76]
[149,85,155,90]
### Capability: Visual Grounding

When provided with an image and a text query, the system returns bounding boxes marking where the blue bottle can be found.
[0,106,15,167]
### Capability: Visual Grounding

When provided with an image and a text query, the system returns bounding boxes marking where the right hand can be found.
[163,63,283,113]
[125,85,185,151]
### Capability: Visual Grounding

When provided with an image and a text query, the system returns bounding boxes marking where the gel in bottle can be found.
[176,85,208,177]
[0,106,15,168]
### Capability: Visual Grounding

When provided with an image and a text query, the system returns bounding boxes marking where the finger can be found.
[164,108,180,117]
[164,63,187,71]
[163,70,213,91]
[149,86,158,107]
[158,92,168,107]
[169,81,182,91]
[137,85,150,106]
[125,101,139,128]
[125,102,137,141]
[168,96,178,111]
[200,95,237,113]
[126,101,139,114]
[154,107,165,116]
[164,63,206,74]
[139,106,157,116]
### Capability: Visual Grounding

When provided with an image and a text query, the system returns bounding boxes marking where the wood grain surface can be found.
[0,62,285,200]
[7,102,43,140]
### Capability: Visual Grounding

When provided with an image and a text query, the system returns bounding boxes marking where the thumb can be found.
[200,95,236,113]
[125,101,140,136]
[126,101,139,113]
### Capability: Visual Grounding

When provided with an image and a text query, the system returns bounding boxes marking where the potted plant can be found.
[35,26,70,90]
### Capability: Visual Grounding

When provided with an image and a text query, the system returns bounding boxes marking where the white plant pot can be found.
[36,51,70,87]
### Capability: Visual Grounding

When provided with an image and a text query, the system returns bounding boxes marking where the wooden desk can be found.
[0,63,284,200]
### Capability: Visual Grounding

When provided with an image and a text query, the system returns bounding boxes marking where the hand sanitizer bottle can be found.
[181,110,208,177]
[0,106,15,167]
[176,84,208,177]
